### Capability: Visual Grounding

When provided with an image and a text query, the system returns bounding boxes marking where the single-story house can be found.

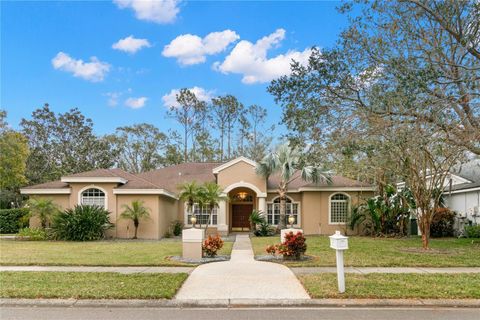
[20,157,375,239]
[443,159,480,226]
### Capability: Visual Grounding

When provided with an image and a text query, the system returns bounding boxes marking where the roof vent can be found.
[178,172,182,176]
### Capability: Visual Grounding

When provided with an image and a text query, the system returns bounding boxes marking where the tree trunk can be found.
[184,125,188,162]
[419,212,430,250]
[220,131,224,161]
[278,189,287,230]
[133,221,139,239]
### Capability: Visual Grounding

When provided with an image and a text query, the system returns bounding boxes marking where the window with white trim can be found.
[80,188,106,208]
[267,197,299,225]
[187,204,217,225]
[330,193,349,224]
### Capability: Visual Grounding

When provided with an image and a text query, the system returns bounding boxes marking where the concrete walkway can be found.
[175,234,310,300]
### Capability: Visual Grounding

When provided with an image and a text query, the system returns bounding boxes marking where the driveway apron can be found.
[175,234,310,300]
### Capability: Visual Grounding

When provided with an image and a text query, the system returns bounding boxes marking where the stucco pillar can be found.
[217,199,228,235]
[258,197,266,214]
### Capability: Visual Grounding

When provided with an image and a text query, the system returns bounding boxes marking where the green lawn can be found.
[299,273,480,299]
[0,272,187,299]
[0,240,233,266]
[251,236,480,267]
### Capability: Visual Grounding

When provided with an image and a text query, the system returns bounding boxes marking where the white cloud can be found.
[52,52,111,82]
[213,28,312,84]
[114,0,180,24]
[162,86,214,108]
[162,30,239,66]
[125,96,148,109]
[105,92,122,107]
[112,35,152,54]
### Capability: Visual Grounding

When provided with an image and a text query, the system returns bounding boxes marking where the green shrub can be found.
[172,220,183,236]
[0,208,29,233]
[430,208,455,237]
[17,227,48,240]
[52,205,113,241]
[254,220,275,237]
[465,225,480,238]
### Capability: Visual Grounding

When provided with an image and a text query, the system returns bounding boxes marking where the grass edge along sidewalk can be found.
[299,273,480,299]
[0,240,233,266]
[0,272,188,299]
[251,236,480,267]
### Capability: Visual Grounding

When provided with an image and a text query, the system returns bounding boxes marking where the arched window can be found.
[267,197,300,226]
[80,188,106,208]
[329,193,349,224]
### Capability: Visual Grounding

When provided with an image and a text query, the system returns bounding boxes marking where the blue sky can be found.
[1,0,350,136]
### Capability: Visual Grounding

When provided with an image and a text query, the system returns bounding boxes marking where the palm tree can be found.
[120,200,150,239]
[26,198,59,228]
[199,182,227,231]
[256,142,331,229]
[178,181,202,226]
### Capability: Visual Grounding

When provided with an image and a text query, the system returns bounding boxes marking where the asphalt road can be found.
[1,307,478,320]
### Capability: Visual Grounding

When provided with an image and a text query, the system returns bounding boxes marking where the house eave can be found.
[267,186,376,193]
[112,188,178,199]
[20,188,71,195]
[61,177,128,184]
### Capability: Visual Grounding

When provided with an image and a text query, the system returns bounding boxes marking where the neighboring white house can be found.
[444,159,480,226]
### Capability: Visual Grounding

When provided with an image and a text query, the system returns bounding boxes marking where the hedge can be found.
[0,208,30,234]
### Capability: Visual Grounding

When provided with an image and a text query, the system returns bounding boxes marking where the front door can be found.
[231,204,252,231]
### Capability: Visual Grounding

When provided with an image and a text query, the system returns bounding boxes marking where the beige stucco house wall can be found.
[21,157,375,239]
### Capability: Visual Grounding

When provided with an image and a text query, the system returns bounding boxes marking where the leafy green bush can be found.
[254,220,275,237]
[430,208,455,237]
[17,227,49,240]
[465,225,480,238]
[172,220,183,236]
[0,208,29,233]
[52,205,113,241]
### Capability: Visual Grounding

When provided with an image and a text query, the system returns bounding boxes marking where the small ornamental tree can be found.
[256,143,330,230]
[120,200,150,239]
[26,198,59,228]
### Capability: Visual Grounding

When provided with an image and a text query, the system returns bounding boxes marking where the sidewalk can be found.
[175,234,310,300]
[1,265,479,274]
[0,266,194,274]
[291,267,480,274]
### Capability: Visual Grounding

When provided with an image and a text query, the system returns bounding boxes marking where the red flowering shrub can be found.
[264,231,307,260]
[278,231,307,260]
[202,235,224,257]
[265,244,276,255]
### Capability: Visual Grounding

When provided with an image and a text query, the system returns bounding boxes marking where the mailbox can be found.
[329,231,348,250]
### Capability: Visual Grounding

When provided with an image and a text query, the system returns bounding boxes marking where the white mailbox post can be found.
[329,231,349,293]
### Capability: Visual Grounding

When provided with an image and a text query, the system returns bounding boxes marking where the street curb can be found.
[1,298,479,308]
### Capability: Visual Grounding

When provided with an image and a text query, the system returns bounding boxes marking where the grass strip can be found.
[0,240,233,266]
[0,271,188,299]
[299,273,480,299]
[252,236,480,267]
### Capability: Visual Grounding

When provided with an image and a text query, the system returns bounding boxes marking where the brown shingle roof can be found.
[267,170,372,190]
[22,180,70,189]
[133,162,222,193]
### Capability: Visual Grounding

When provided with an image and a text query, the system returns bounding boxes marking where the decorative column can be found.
[216,199,228,235]
[258,197,266,214]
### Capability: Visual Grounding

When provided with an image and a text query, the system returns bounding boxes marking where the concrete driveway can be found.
[175,234,310,300]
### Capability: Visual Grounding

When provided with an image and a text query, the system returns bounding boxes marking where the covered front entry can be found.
[229,187,256,232]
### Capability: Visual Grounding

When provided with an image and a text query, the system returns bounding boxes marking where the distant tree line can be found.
[0,91,274,207]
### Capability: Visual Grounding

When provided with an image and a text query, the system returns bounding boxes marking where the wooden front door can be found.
[231,204,252,230]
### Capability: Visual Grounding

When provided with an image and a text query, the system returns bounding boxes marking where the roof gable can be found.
[212,157,257,174]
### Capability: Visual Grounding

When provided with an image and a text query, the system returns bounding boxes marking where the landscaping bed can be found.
[0,240,233,266]
[251,235,480,267]
[0,272,188,299]
[299,273,480,299]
